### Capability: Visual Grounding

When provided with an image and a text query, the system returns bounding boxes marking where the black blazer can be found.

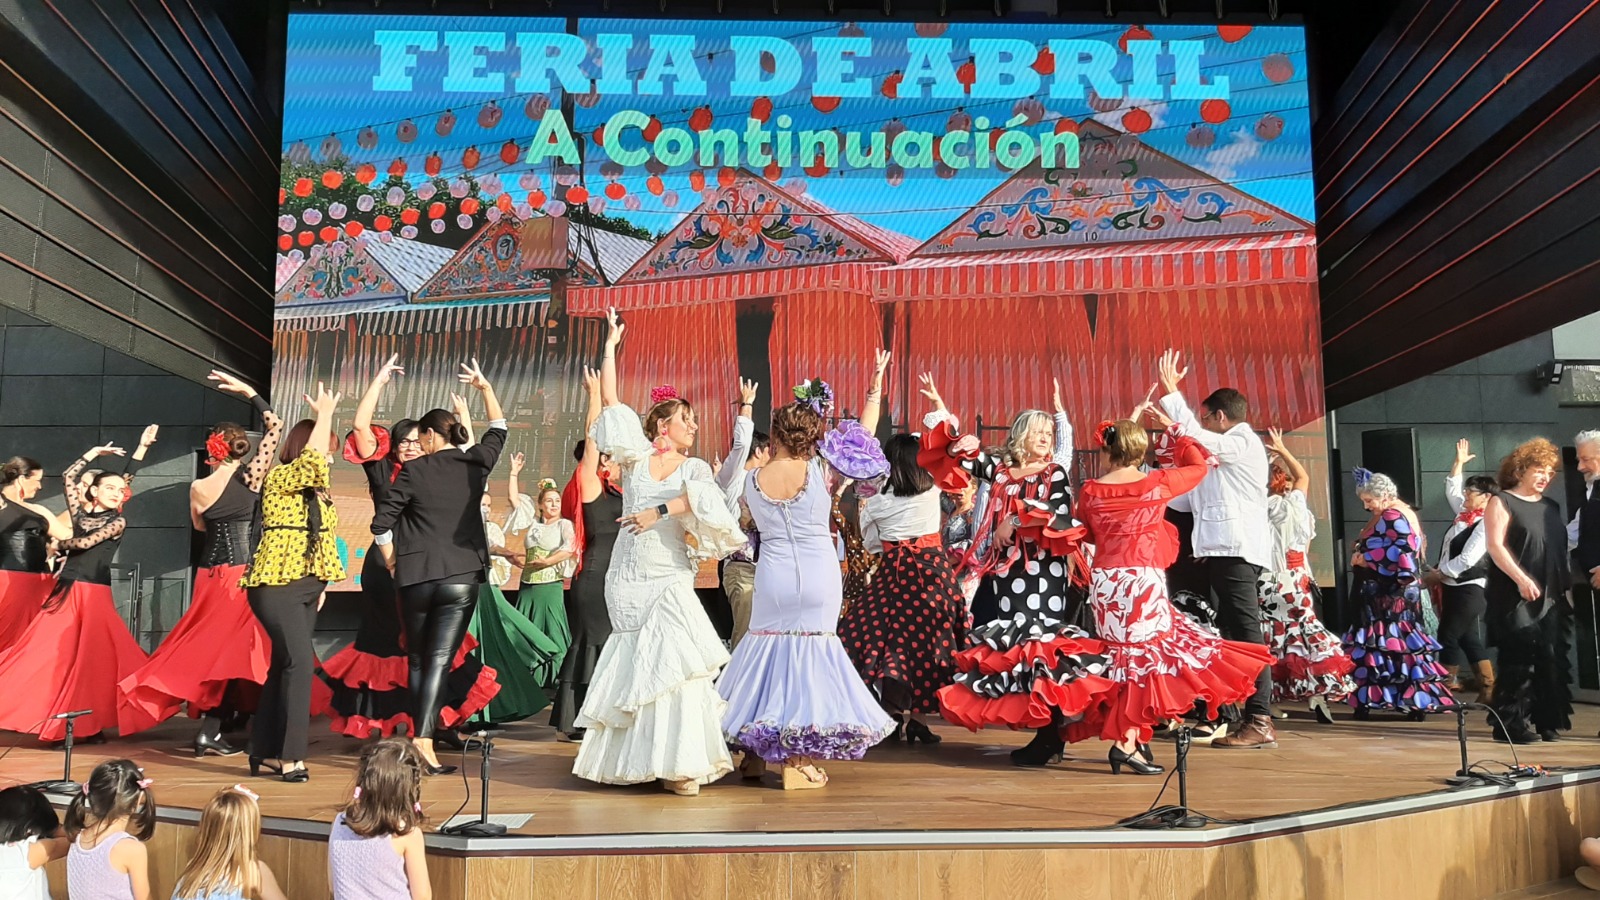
[1576,485,1600,577]
[370,426,505,588]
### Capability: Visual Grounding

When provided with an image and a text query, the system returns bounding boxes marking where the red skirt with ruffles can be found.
[936,617,1118,731]
[0,581,148,740]
[320,633,498,738]
[0,570,54,653]
[117,564,273,734]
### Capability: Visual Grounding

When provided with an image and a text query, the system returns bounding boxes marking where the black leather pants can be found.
[399,581,478,738]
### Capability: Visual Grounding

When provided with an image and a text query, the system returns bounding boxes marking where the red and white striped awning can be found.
[872,232,1317,301]
[568,262,882,316]
[274,298,549,334]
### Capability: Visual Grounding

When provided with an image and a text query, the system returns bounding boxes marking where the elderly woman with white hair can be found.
[1341,470,1459,720]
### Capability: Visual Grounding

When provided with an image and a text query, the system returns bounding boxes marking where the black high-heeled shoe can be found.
[280,764,309,784]
[424,763,458,777]
[193,732,241,758]
[1010,727,1065,768]
[887,713,905,743]
[248,756,283,778]
[1108,746,1164,776]
[905,719,941,745]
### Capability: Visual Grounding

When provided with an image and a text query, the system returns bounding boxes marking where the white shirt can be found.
[1437,473,1488,589]
[1265,489,1315,574]
[1568,479,1594,554]
[0,838,50,900]
[718,415,755,513]
[859,489,942,550]
[1158,391,1272,570]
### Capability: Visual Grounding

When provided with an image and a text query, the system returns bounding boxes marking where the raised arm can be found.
[209,370,282,493]
[577,367,604,501]
[1445,438,1474,515]
[1264,427,1309,494]
[718,378,758,493]
[459,360,506,469]
[508,452,524,510]
[860,350,890,435]
[600,307,624,408]
[1051,377,1074,468]
[452,392,476,450]
[122,425,158,479]
[351,354,404,460]
[305,383,339,470]
[918,372,999,483]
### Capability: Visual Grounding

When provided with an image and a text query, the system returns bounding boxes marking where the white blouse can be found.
[859,489,943,551]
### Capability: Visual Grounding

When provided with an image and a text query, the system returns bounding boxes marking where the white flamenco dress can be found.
[572,404,749,786]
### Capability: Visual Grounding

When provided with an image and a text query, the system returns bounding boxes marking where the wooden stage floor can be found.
[5,704,1600,841]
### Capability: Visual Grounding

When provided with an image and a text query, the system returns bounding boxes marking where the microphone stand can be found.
[439,731,506,837]
[1120,726,1206,830]
[30,710,92,795]
[1447,703,1514,788]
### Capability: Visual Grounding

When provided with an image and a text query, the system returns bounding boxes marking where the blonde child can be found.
[65,759,155,900]
[171,786,285,900]
[328,737,431,900]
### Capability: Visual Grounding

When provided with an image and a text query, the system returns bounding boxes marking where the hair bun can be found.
[1091,419,1118,449]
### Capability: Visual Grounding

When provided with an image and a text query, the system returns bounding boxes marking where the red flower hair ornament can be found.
[650,384,680,405]
[1091,419,1118,448]
[204,432,233,466]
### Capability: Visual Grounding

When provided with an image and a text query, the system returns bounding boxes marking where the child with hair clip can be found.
[65,759,156,900]
[171,786,285,900]
[328,737,431,900]
[0,785,69,900]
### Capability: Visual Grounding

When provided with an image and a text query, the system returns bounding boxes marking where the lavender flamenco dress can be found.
[716,456,897,762]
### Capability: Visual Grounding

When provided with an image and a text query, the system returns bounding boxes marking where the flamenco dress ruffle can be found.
[1343,573,1458,712]
[116,563,272,734]
[1258,563,1355,703]
[838,535,967,715]
[0,581,148,741]
[936,616,1117,731]
[0,570,54,652]
[466,578,560,724]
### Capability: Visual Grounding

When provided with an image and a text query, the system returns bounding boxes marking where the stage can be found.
[8,706,1600,899]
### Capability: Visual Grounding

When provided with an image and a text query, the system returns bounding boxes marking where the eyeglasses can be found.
[397,438,422,447]
[1201,409,1221,422]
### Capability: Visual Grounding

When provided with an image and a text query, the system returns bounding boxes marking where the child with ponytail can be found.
[329,737,431,900]
[65,759,156,900]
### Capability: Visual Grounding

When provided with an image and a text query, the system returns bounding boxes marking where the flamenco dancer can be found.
[0,457,71,652]
[1483,438,1571,743]
[551,367,621,742]
[717,372,899,790]
[507,454,574,687]
[1257,428,1353,723]
[573,310,747,796]
[1343,470,1457,720]
[324,355,498,743]
[925,375,1081,630]
[0,428,158,742]
[838,354,968,746]
[118,371,282,754]
[371,361,510,774]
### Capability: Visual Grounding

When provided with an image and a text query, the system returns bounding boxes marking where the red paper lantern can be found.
[277,234,292,251]
[689,170,706,191]
[565,185,588,204]
[319,226,338,243]
[643,116,663,142]
[604,182,626,200]
[1122,107,1152,134]
[763,162,781,181]
[399,208,420,225]
[427,201,446,219]
[751,97,773,123]
[1055,117,1080,135]
[460,197,481,215]
[1118,25,1154,53]
[425,154,442,177]
[292,177,313,197]
[278,188,286,204]
[1217,24,1252,43]
[499,141,521,165]
[1200,99,1231,124]
[881,71,902,100]
[592,125,606,147]
[354,163,377,185]
[321,170,343,189]
[1254,114,1285,141]
[495,194,513,212]
[436,109,457,136]
[462,147,481,170]
[1032,47,1055,75]
[646,176,664,196]
[388,158,407,179]
[804,156,829,178]
[344,221,364,238]
[528,189,547,207]
[296,231,314,247]
[717,167,736,188]
[956,58,976,93]
[689,105,714,132]
[812,95,841,114]
[373,214,393,231]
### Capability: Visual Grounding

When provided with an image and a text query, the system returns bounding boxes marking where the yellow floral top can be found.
[240,448,345,587]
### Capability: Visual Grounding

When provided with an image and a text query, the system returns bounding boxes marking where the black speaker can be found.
[1360,427,1422,509]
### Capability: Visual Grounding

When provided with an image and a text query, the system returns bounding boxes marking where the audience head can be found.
[1200,389,1250,434]
[66,759,155,841]
[1575,430,1600,483]
[884,433,935,497]
[175,786,262,899]
[416,409,468,454]
[745,431,772,470]
[390,418,422,464]
[1097,419,1149,469]
[1356,471,1400,513]
[0,785,58,844]
[771,403,824,459]
[343,737,425,838]
[1006,410,1054,466]
[1498,438,1560,495]
[0,457,44,500]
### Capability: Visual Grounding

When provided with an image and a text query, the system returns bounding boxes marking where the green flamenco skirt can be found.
[515,581,572,689]
[466,580,562,725]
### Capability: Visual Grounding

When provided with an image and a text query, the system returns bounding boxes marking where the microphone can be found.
[52,710,92,720]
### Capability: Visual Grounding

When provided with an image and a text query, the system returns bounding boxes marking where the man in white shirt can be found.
[1153,349,1276,749]
[1567,431,1600,591]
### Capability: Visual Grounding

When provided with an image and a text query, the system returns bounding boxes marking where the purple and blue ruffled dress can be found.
[716,453,897,763]
[1342,508,1457,713]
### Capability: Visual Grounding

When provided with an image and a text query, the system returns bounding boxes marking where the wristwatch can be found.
[655,503,669,518]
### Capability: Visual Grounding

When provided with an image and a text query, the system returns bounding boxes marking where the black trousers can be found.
[1207,556,1271,718]
[399,579,478,738]
[1437,582,1489,668]
[246,576,323,761]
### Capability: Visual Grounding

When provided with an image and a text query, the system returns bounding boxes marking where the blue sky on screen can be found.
[283,14,1313,242]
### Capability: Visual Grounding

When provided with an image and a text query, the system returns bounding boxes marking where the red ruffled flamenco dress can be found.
[320,426,499,737]
[936,423,1274,748]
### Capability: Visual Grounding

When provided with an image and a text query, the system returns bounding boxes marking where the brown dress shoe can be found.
[1212,714,1278,749]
